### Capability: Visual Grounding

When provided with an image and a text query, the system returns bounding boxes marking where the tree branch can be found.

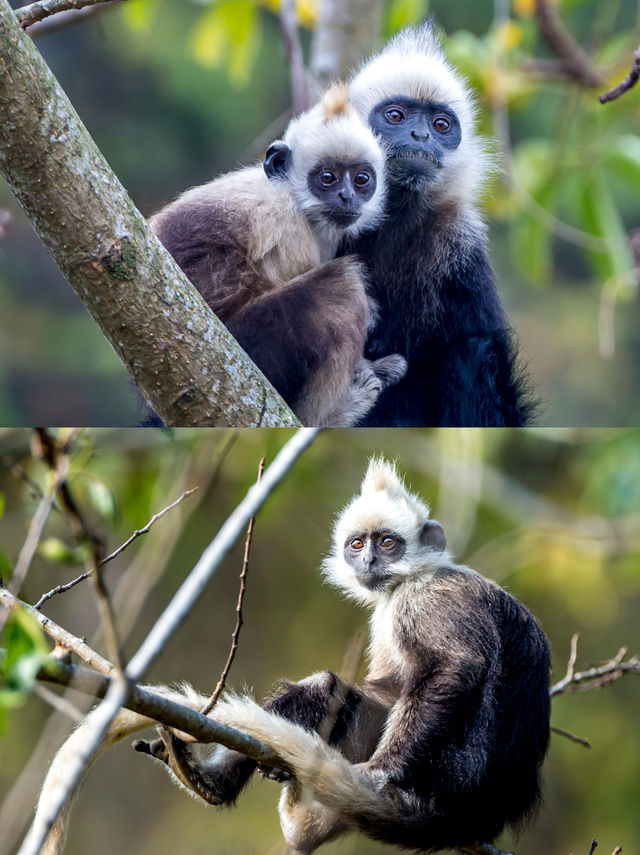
[599,46,640,103]
[534,0,604,87]
[551,635,640,697]
[200,457,265,717]
[0,1,298,426]
[310,0,384,91]
[32,486,199,610]
[280,0,309,115]
[15,0,124,29]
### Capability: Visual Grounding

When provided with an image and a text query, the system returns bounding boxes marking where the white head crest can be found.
[323,458,446,606]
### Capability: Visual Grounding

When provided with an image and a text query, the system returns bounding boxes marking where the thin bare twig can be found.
[534,0,604,87]
[550,725,591,749]
[16,0,125,29]
[551,635,639,697]
[32,683,84,723]
[0,436,231,855]
[599,46,640,103]
[18,430,320,854]
[0,584,115,676]
[201,457,265,716]
[280,0,310,115]
[588,840,598,855]
[0,433,70,635]
[32,487,199,610]
[34,429,124,672]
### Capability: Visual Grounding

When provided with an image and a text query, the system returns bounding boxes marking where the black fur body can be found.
[346,185,534,427]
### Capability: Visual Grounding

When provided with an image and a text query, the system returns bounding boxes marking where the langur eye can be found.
[433,116,451,133]
[381,536,396,548]
[385,108,405,124]
[319,170,337,186]
[350,538,364,550]
[354,171,371,187]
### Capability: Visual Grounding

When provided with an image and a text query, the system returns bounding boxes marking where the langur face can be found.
[368,97,461,190]
[307,160,378,228]
[343,529,406,590]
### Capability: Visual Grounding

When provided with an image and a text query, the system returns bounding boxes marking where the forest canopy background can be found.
[0,0,640,424]
[0,427,639,855]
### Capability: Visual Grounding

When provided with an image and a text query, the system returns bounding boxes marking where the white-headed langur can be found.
[343,23,537,426]
[151,85,406,426]
[35,459,550,855]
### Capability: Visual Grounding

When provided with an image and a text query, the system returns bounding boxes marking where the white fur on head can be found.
[349,21,492,205]
[323,457,444,606]
[281,84,387,243]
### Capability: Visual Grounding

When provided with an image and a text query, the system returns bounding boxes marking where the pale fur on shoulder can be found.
[349,21,494,208]
[150,166,322,283]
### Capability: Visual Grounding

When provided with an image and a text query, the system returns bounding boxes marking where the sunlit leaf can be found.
[385,0,430,35]
[0,607,49,710]
[190,1,261,87]
[121,0,156,33]
[580,173,633,282]
[0,493,4,522]
[81,476,117,523]
[0,550,12,580]
[605,135,640,193]
[38,538,89,566]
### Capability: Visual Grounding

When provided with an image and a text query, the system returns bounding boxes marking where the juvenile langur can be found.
[151,85,406,426]
[341,23,536,426]
[33,460,550,854]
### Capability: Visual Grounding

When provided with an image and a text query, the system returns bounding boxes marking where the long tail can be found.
[211,695,396,824]
[37,685,208,855]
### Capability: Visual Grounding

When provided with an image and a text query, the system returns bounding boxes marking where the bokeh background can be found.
[1,0,640,425]
[0,427,639,855]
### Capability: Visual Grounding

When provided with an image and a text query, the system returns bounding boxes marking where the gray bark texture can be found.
[0,0,298,427]
[310,0,384,88]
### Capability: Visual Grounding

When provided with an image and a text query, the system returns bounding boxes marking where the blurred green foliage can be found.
[0,427,638,855]
[0,0,639,425]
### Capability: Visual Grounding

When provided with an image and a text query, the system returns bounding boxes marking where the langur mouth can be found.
[328,211,361,228]
[355,570,391,591]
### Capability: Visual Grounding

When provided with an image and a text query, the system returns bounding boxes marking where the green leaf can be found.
[38,538,89,566]
[82,477,117,523]
[605,135,640,193]
[0,493,4,522]
[385,0,430,35]
[121,0,157,33]
[0,550,13,580]
[0,607,49,709]
[190,1,261,88]
[580,172,633,282]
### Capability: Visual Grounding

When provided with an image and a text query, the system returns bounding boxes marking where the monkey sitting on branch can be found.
[151,85,406,427]
[34,459,550,855]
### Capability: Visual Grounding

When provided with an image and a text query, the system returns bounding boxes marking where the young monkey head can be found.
[323,457,446,606]
[263,84,386,244]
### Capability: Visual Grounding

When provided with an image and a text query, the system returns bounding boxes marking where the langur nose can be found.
[411,129,430,142]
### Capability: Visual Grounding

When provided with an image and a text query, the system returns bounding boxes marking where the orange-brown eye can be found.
[350,538,364,550]
[320,170,337,186]
[385,108,404,124]
[354,171,371,187]
[381,536,395,548]
[433,116,451,133]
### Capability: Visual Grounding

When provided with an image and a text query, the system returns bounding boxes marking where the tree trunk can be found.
[310,0,384,89]
[0,0,298,427]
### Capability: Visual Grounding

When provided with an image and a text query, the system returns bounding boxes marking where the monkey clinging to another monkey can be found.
[151,84,406,427]
[36,459,551,855]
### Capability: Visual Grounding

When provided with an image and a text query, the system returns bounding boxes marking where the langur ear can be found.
[420,520,445,552]
[264,141,292,179]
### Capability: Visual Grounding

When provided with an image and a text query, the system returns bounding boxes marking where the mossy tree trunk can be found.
[0,0,298,427]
